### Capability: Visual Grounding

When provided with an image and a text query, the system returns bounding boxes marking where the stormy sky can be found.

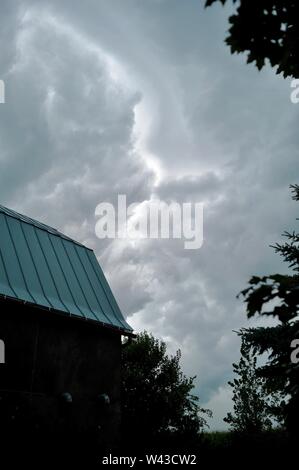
[0,0,298,429]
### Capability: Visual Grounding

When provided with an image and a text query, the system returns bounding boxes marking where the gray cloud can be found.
[0,0,298,429]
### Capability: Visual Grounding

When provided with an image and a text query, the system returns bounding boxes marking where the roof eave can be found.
[0,293,135,337]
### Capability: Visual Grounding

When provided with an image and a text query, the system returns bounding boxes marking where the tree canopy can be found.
[238,185,299,437]
[224,335,282,433]
[205,0,299,78]
[121,331,211,450]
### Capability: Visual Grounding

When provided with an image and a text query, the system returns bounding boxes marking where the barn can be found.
[0,204,133,461]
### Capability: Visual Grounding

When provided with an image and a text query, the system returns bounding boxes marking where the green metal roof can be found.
[0,204,132,334]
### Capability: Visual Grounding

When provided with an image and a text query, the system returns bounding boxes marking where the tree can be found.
[121,331,211,450]
[238,185,299,437]
[205,0,299,78]
[224,335,281,433]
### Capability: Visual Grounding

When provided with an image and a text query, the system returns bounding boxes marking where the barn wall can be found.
[0,298,122,452]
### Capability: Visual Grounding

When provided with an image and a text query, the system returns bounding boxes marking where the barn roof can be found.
[0,204,132,334]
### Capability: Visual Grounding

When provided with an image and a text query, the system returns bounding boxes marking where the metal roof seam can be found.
[89,254,128,325]
[20,221,55,310]
[86,251,129,330]
[60,239,100,322]
[32,225,71,316]
[85,251,125,328]
[73,244,114,327]
[47,233,87,319]
[0,245,18,299]
[4,215,37,304]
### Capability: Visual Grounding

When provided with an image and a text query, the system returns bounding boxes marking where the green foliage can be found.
[224,337,281,433]
[201,429,291,465]
[238,185,299,436]
[205,1,299,78]
[201,431,233,456]
[121,331,211,448]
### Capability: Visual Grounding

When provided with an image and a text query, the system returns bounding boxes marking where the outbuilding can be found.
[0,204,133,459]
